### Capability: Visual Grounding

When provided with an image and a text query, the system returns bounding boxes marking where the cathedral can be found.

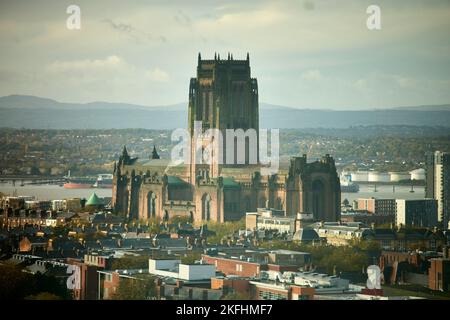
[112,53,341,223]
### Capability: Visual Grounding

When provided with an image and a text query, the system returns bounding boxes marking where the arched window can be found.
[202,194,212,221]
[147,192,156,218]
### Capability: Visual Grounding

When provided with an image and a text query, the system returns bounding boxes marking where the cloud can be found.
[102,19,134,33]
[145,67,169,82]
[173,10,192,28]
[101,18,166,43]
[301,70,323,81]
[353,73,418,92]
[1,0,450,108]
[48,55,122,72]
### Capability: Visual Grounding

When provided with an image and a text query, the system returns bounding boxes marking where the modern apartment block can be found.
[357,198,396,215]
[395,199,438,228]
[426,151,450,228]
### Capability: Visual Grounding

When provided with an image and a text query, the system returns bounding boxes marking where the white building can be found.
[410,168,425,181]
[368,171,390,183]
[246,208,296,234]
[259,270,352,295]
[426,152,450,226]
[52,200,65,211]
[389,172,411,182]
[148,259,215,281]
[350,171,369,182]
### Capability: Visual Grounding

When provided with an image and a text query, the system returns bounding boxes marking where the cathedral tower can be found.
[188,53,259,183]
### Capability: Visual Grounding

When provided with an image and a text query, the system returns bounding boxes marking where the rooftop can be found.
[86,192,103,206]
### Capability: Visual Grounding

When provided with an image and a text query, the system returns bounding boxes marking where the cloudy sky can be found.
[1,0,449,109]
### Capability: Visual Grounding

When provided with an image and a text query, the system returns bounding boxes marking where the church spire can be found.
[151,145,160,159]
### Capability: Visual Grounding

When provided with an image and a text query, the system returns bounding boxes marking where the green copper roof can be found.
[222,177,240,187]
[167,176,188,186]
[86,192,103,206]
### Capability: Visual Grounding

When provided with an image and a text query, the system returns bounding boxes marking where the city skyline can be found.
[1,0,450,303]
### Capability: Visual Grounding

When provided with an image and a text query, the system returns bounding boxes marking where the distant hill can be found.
[389,104,450,112]
[0,95,449,129]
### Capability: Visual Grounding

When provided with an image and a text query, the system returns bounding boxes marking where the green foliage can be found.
[169,215,192,225]
[0,263,71,300]
[111,254,150,270]
[206,218,245,244]
[260,239,381,275]
[180,252,201,264]
[110,277,156,300]
[144,217,162,234]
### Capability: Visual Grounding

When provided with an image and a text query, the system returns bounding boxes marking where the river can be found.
[0,181,424,202]
[0,181,112,200]
[342,184,425,202]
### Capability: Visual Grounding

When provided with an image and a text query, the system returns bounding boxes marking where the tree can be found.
[0,263,30,300]
[180,252,201,264]
[169,215,191,225]
[111,254,150,270]
[206,218,245,244]
[0,264,70,300]
[110,277,156,300]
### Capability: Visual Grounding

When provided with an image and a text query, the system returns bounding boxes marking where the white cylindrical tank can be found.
[389,172,411,182]
[368,171,390,182]
[410,168,425,181]
[350,171,369,182]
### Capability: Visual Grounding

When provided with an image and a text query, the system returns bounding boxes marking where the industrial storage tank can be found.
[350,171,369,182]
[389,172,411,182]
[368,171,390,182]
[410,168,425,181]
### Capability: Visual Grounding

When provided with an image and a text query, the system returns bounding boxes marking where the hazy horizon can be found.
[2,93,450,112]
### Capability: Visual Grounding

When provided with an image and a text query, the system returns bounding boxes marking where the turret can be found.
[119,145,131,166]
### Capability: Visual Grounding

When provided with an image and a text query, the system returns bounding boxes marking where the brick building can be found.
[357,198,396,215]
[202,250,310,277]
[428,248,450,292]
[66,259,101,300]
